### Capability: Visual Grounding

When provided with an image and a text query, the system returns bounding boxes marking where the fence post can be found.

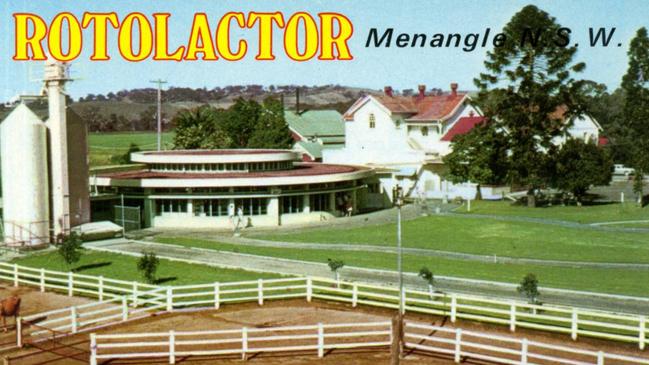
[306,277,312,302]
[90,333,97,365]
[169,330,175,364]
[121,297,128,321]
[571,308,578,341]
[71,306,78,334]
[352,284,358,308]
[132,282,138,307]
[40,268,45,292]
[450,294,457,323]
[454,328,462,363]
[68,272,74,296]
[16,317,22,348]
[640,316,646,350]
[214,282,220,310]
[258,279,263,306]
[166,287,173,312]
[241,327,248,361]
[597,351,604,365]
[13,264,18,287]
[98,276,104,301]
[520,338,528,365]
[401,288,407,314]
[317,323,324,358]
[510,303,516,332]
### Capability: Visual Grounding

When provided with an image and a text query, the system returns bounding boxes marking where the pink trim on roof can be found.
[441,116,485,142]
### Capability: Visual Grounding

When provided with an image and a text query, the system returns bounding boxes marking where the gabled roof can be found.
[440,116,485,142]
[343,93,468,122]
[285,110,344,139]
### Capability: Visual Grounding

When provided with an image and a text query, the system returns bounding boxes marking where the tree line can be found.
[444,5,648,206]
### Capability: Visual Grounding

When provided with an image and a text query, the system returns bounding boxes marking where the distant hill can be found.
[69,85,381,132]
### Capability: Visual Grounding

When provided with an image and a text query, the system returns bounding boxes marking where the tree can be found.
[248,97,294,149]
[327,258,345,283]
[474,5,587,206]
[621,28,649,203]
[221,98,262,147]
[443,122,509,199]
[111,143,141,165]
[57,232,83,271]
[172,105,232,149]
[549,139,613,205]
[517,273,540,305]
[418,267,435,298]
[137,251,160,284]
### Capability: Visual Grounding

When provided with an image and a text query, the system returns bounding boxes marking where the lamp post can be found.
[391,184,404,364]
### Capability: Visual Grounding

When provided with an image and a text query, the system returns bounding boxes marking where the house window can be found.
[369,113,376,129]
[422,127,429,136]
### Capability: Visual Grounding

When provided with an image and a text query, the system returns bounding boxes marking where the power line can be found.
[149,79,168,151]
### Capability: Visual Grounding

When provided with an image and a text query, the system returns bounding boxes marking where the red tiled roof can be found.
[440,116,485,142]
[99,163,364,180]
[344,93,467,122]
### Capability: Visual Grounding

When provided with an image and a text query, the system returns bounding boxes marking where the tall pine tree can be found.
[474,5,587,206]
[621,27,649,205]
[248,97,294,149]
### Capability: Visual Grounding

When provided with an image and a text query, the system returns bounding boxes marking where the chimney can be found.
[417,84,426,99]
[450,83,458,97]
[384,86,393,97]
[295,87,300,114]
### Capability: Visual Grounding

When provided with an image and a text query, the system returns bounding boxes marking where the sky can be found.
[1,0,647,101]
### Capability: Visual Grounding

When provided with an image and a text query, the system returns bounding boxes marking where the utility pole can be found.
[391,184,404,365]
[149,79,167,151]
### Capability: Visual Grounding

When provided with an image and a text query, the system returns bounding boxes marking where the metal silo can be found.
[0,103,50,246]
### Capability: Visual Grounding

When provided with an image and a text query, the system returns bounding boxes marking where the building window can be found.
[234,198,268,216]
[281,196,303,214]
[309,193,330,212]
[369,113,376,129]
[422,127,429,136]
[156,199,188,215]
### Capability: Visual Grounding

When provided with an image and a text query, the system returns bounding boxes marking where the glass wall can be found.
[281,196,303,214]
[309,193,331,212]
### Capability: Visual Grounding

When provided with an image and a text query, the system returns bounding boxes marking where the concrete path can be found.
[85,238,649,315]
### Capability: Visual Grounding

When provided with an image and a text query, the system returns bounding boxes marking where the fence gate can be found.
[114,205,141,231]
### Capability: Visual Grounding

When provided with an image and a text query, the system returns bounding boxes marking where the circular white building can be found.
[91,149,382,229]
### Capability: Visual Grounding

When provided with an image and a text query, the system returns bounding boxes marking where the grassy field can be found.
[88,132,174,167]
[12,250,282,285]
[455,200,648,224]
[154,236,649,297]
[254,215,649,264]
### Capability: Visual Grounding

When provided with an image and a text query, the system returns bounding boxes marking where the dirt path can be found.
[85,239,649,315]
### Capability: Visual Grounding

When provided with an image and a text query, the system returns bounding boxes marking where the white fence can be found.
[90,321,392,365]
[1,263,648,352]
[404,321,649,365]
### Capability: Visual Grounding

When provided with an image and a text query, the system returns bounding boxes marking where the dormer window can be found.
[369,113,376,128]
[422,126,429,136]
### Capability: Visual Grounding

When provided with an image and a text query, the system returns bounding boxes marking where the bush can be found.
[57,232,83,271]
[517,273,540,304]
[137,251,160,284]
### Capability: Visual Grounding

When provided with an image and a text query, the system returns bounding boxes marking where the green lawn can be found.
[12,250,282,285]
[455,200,648,224]
[155,236,649,297]
[254,215,649,264]
[88,132,175,167]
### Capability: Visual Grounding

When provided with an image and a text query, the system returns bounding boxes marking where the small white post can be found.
[258,279,264,306]
[639,316,646,350]
[121,297,128,321]
[306,278,312,302]
[621,192,625,203]
[16,317,22,348]
[597,351,604,365]
[98,276,104,301]
[214,282,220,310]
[450,294,457,323]
[352,284,358,308]
[467,198,471,212]
[132,282,138,307]
[68,272,74,296]
[510,303,516,332]
[317,323,324,358]
[401,288,406,314]
[241,327,248,360]
[520,338,528,364]
[169,330,176,364]
[90,333,97,365]
[39,268,45,292]
[571,308,578,341]
[454,328,462,363]
[166,287,173,312]
[13,264,18,287]
[71,306,78,334]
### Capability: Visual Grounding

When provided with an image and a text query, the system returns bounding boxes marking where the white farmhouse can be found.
[324,84,606,202]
